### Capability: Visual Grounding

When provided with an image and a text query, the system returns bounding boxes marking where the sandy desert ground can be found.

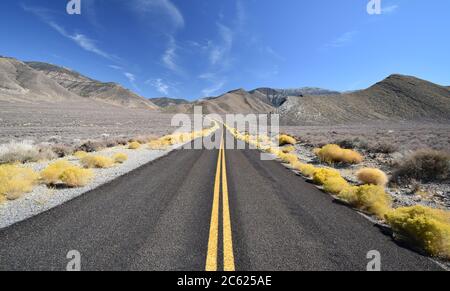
[0,101,176,144]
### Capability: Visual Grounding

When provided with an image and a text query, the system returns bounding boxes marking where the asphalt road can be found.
[0,128,443,271]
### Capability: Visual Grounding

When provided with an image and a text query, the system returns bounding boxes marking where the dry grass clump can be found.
[148,139,171,150]
[323,176,350,194]
[277,152,298,165]
[368,142,398,154]
[338,185,391,218]
[73,151,88,159]
[0,165,39,201]
[128,141,141,150]
[51,144,74,158]
[315,144,363,165]
[356,168,388,186]
[113,153,128,164]
[385,206,450,259]
[0,141,57,164]
[76,140,107,153]
[281,145,295,153]
[295,163,317,177]
[334,137,369,150]
[391,149,450,184]
[81,155,115,169]
[278,134,297,146]
[41,160,93,187]
[313,168,341,185]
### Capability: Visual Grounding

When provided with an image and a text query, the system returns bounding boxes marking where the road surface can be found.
[0,128,443,271]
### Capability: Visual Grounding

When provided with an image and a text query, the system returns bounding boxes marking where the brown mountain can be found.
[279,74,450,125]
[0,57,81,103]
[26,61,158,110]
[165,89,275,114]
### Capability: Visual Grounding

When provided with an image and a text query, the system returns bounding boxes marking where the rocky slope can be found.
[150,97,189,107]
[279,74,450,125]
[0,57,81,103]
[26,61,158,110]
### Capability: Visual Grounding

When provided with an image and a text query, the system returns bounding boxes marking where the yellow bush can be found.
[81,155,115,169]
[341,149,364,164]
[40,160,74,185]
[277,152,298,165]
[278,134,297,146]
[323,176,350,194]
[295,163,317,177]
[281,145,295,153]
[41,160,93,187]
[313,168,341,185]
[0,165,39,201]
[113,153,128,164]
[73,151,88,159]
[316,144,363,164]
[385,206,450,258]
[128,141,141,150]
[60,167,93,187]
[357,168,388,186]
[148,139,170,150]
[338,185,391,218]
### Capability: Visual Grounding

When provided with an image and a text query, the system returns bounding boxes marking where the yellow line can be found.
[205,133,223,271]
[222,137,236,271]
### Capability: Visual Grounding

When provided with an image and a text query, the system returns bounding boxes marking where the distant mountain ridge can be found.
[150,97,189,107]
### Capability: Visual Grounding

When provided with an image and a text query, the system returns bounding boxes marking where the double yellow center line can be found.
[205,130,236,271]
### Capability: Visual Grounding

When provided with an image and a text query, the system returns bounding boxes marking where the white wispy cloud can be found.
[124,72,136,83]
[134,0,184,29]
[326,31,358,48]
[146,78,170,95]
[162,36,183,74]
[382,4,399,14]
[23,5,118,62]
[208,23,234,67]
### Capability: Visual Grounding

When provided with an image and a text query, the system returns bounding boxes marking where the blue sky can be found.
[0,0,449,100]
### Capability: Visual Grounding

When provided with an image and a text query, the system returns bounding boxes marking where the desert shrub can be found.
[315,144,363,165]
[335,137,369,150]
[356,168,388,186]
[81,155,115,169]
[73,151,88,159]
[323,176,350,194]
[37,145,58,161]
[148,139,171,150]
[295,163,317,177]
[41,160,93,187]
[338,185,391,218]
[40,160,73,185]
[76,140,107,153]
[60,167,93,187]
[113,153,128,164]
[281,145,295,153]
[0,165,39,200]
[51,144,74,158]
[385,206,450,258]
[277,152,298,165]
[391,149,450,184]
[278,134,297,146]
[128,142,141,150]
[368,142,398,154]
[130,135,158,144]
[313,168,341,185]
[0,141,44,164]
